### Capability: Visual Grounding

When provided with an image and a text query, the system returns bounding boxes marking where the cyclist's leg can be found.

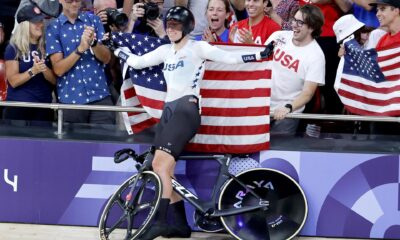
[139,150,175,240]
[141,96,200,239]
[152,150,175,198]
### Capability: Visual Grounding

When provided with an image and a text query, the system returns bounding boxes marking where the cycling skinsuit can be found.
[125,40,261,158]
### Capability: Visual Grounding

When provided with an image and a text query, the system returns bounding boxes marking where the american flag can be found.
[112,32,271,153]
[336,38,400,116]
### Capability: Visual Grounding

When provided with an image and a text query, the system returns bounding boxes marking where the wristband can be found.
[284,103,293,113]
[75,48,84,56]
[117,50,130,62]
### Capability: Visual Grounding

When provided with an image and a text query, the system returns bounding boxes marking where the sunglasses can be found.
[65,0,82,3]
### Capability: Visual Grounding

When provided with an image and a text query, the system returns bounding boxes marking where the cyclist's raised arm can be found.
[114,44,171,69]
[195,41,274,64]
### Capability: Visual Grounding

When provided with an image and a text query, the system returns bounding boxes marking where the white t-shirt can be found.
[126,40,261,102]
[364,28,387,49]
[266,31,326,112]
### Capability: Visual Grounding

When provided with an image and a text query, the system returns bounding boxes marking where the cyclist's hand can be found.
[260,41,275,59]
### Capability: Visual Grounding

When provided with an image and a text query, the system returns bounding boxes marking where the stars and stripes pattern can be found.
[113,32,271,153]
[336,39,400,116]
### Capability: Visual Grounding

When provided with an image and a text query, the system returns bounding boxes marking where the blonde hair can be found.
[10,21,45,60]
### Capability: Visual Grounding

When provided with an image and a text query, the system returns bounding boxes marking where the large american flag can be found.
[112,32,271,153]
[336,38,400,116]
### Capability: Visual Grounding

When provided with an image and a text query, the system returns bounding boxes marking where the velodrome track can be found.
[0,223,362,240]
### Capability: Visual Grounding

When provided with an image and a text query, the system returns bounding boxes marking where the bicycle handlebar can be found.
[114,148,137,164]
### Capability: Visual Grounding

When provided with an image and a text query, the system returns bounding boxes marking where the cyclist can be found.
[114,6,273,240]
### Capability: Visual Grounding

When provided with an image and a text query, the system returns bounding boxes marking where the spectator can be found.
[367,0,400,136]
[265,0,300,30]
[195,0,231,42]
[352,0,380,28]
[266,4,326,135]
[3,3,56,125]
[127,0,167,38]
[333,14,366,90]
[93,0,123,103]
[46,0,115,125]
[229,0,281,45]
[298,0,351,115]
[369,0,400,47]
[94,0,118,24]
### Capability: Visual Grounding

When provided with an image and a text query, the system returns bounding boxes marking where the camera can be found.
[104,8,128,31]
[142,2,160,21]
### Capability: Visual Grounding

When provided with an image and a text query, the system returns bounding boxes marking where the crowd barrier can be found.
[0,101,399,239]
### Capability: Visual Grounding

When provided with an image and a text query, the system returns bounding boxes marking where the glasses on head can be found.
[291,18,305,27]
[65,0,81,3]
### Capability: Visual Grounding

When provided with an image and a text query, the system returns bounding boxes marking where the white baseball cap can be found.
[333,14,365,43]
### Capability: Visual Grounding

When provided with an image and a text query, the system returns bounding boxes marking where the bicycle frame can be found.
[171,154,269,218]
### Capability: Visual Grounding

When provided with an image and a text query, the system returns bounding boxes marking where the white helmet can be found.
[333,14,365,43]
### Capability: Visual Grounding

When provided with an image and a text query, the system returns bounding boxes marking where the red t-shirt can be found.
[230,16,281,45]
[299,0,342,37]
[376,31,400,49]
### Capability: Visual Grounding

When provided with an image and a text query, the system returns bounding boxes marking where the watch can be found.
[28,68,35,78]
[75,47,84,56]
[284,103,293,113]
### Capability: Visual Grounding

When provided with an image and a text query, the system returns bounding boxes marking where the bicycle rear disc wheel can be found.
[99,171,162,240]
[218,168,308,240]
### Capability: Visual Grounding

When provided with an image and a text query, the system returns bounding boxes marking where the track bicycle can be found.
[98,147,308,240]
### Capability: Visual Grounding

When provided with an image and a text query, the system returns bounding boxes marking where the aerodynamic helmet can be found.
[164,6,195,37]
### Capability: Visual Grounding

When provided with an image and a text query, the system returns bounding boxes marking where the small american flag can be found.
[113,32,271,153]
[336,39,400,116]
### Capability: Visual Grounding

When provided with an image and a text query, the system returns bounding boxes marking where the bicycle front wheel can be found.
[99,171,162,240]
[218,168,308,240]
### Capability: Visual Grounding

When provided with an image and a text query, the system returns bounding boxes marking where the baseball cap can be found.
[369,0,400,8]
[17,3,45,23]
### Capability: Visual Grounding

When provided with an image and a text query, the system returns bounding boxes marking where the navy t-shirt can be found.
[4,44,53,103]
